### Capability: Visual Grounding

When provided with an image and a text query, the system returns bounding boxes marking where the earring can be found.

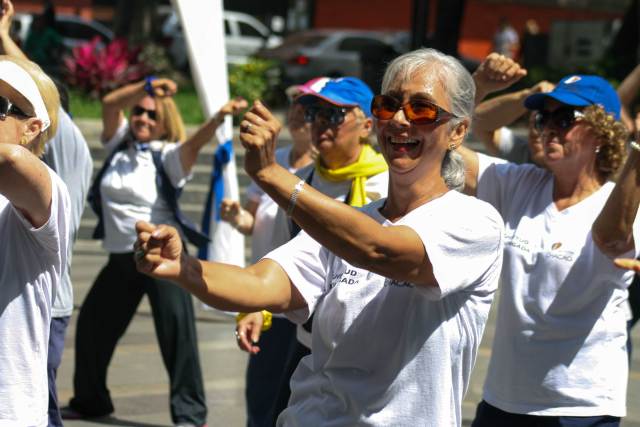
[595,146,601,154]
[448,143,458,151]
[19,135,29,147]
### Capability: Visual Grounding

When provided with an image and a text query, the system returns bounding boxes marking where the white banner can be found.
[170,0,245,269]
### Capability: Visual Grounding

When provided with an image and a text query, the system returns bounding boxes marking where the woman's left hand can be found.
[150,78,178,98]
[239,100,282,178]
[219,97,248,117]
[614,258,640,272]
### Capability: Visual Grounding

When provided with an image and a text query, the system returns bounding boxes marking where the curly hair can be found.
[581,105,628,181]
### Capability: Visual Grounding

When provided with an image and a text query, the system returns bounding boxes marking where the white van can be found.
[162,10,282,68]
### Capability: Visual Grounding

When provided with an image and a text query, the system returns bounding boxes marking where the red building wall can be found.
[314,0,623,60]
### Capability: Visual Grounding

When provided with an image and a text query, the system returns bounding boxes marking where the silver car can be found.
[257,29,404,86]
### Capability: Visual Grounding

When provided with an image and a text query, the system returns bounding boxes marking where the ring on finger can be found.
[134,249,145,261]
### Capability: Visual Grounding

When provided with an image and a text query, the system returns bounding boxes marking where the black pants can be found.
[48,316,70,427]
[245,317,297,427]
[472,401,620,427]
[272,336,311,424]
[69,252,207,425]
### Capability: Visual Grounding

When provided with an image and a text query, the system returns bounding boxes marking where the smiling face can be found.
[538,99,599,173]
[130,96,165,142]
[374,67,462,181]
[308,99,372,169]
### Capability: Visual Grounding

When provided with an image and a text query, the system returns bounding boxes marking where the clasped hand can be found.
[133,221,184,280]
[239,100,282,178]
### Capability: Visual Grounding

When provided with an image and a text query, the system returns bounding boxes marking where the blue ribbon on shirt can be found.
[198,139,234,259]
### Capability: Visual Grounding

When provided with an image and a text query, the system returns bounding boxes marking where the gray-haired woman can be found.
[134,48,504,426]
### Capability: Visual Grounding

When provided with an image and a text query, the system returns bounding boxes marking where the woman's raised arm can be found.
[0,143,52,227]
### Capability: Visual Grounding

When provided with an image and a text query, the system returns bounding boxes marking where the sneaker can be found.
[59,406,85,420]
[60,406,110,420]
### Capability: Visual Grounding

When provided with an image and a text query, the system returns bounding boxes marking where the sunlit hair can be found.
[380,48,475,191]
[154,96,186,142]
[3,55,60,156]
[581,104,628,181]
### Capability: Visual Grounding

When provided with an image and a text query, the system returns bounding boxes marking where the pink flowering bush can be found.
[64,37,150,98]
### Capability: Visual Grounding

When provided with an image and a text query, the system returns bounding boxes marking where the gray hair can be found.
[381,48,475,191]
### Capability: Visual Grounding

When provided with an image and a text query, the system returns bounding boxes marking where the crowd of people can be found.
[3,0,640,426]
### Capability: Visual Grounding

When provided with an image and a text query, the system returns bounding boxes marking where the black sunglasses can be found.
[304,105,349,125]
[131,105,157,120]
[0,96,30,121]
[534,107,584,132]
[371,94,456,125]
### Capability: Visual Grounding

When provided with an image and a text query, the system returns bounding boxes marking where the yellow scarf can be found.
[315,144,388,207]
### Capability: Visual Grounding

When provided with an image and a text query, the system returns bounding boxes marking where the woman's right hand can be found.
[220,199,243,227]
[0,0,15,36]
[149,78,178,98]
[614,258,640,272]
[134,221,185,280]
[235,311,264,354]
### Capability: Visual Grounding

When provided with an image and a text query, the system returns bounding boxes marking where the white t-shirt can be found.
[477,153,639,417]
[42,107,93,317]
[266,191,504,426]
[0,167,70,427]
[246,145,298,262]
[269,164,389,345]
[100,121,190,253]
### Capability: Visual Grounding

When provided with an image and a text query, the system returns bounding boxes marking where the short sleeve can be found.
[476,153,543,215]
[161,143,191,188]
[402,194,503,299]
[11,168,70,258]
[102,118,129,153]
[263,230,330,323]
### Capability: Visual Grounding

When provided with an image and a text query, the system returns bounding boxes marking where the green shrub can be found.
[228,58,280,106]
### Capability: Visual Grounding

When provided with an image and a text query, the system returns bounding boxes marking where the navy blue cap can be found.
[524,75,621,120]
[297,77,374,117]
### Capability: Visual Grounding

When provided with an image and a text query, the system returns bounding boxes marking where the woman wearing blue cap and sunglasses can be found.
[233,76,389,426]
[460,75,635,426]
[133,48,504,426]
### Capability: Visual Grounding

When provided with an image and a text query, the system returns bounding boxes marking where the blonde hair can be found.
[154,96,186,142]
[581,105,628,180]
[1,55,59,156]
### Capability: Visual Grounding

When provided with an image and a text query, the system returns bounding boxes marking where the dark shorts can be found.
[471,400,620,427]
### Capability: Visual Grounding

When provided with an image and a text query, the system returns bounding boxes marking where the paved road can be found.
[57,119,640,426]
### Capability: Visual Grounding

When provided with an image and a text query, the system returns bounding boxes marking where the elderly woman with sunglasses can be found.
[458,75,636,426]
[133,48,504,426]
[64,77,246,425]
[0,55,70,426]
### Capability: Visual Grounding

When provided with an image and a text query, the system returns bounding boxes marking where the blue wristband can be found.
[144,75,157,97]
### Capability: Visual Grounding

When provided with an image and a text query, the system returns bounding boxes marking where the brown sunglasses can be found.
[371,94,456,125]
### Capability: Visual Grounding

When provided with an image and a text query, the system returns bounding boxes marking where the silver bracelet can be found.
[287,180,305,217]
[631,140,640,153]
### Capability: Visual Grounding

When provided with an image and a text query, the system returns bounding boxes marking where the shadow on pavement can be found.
[82,416,169,427]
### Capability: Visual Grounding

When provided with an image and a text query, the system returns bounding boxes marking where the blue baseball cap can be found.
[297,77,374,117]
[524,75,621,120]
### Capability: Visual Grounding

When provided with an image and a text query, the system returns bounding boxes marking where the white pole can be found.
[170,0,245,270]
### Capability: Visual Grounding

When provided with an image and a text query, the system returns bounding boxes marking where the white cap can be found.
[0,60,50,131]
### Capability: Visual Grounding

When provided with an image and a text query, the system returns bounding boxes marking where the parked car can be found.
[12,12,113,51]
[255,29,404,89]
[161,10,282,68]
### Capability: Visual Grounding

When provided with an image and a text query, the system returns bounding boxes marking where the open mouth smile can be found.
[388,136,421,153]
